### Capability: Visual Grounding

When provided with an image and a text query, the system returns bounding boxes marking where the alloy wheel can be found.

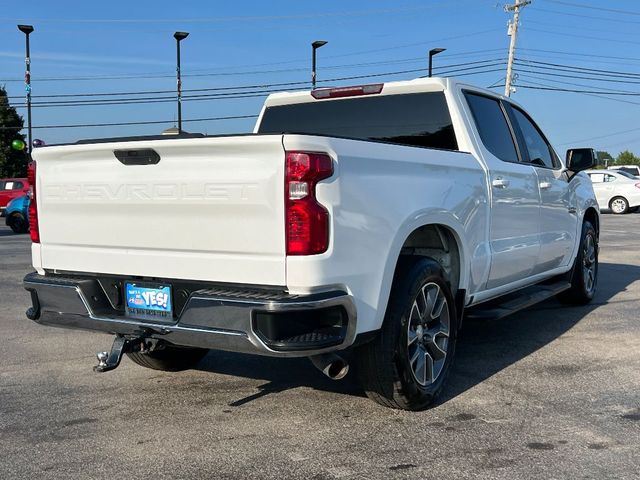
[583,233,597,295]
[406,282,450,386]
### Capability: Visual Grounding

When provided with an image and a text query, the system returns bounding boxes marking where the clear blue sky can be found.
[2,0,640,157]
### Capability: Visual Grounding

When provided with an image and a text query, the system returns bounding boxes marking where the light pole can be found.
[174,31,189,132]
[18,24,34,153]
[428,48,446,78]
[311,40,328,89]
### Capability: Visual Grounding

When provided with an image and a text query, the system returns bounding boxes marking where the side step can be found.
[465,280,571,321]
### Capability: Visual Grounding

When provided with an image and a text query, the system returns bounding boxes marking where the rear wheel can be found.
[8,213,28,234]
[354,257,457,410]
[127,344,208,371]
[609,196,629,214]
[558,221,598,305]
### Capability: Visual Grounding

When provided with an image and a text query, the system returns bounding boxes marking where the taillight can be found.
[635,183,640,189]
[285,151,333,255]
[311,83,383,100]
[27,161,39,243]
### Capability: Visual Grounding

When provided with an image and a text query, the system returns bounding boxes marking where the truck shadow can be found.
[195,262,639,406]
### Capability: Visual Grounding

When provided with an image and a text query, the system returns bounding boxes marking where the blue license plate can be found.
[125,283,173,321]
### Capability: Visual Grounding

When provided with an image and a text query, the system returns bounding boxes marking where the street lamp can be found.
[428,48,446,78]
[173,31,189,132]
[17,24,34,154]
[311,40,328,89]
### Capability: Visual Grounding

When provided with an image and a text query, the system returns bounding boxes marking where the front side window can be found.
[464,92,518,163]
[510,107,557,169]
[13,181,23,189]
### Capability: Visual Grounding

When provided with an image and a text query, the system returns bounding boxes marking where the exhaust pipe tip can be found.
[310,353,349,380]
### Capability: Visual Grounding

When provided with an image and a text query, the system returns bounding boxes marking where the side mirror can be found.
[566,148,597,173]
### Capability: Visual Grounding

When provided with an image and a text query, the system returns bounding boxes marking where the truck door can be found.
[505,104,577,273]
[464,92,541,290]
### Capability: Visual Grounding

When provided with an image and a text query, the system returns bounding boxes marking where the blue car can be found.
[5,194,29,234]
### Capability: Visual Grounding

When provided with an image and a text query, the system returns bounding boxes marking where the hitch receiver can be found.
[94,335,144,373]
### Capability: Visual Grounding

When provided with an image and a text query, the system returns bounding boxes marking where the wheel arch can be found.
[583,206,599,237]
[373,213,470,333]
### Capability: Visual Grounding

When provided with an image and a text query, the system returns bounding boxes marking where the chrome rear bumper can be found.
[24,272,357,357]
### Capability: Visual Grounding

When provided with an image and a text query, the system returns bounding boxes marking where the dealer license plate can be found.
[125,283,173,322]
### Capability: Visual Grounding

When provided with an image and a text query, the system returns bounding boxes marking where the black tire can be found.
[7,213,28,234]
[354,257,458,410]
[558,221,598,305]
[127,344,208,371]
[609,196,629,214]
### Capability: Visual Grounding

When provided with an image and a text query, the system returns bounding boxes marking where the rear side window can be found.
[464,92,518,163]
[620,167,640,176]
[13,181,24,189]
[258,92,458,150]
[588,173,604,183]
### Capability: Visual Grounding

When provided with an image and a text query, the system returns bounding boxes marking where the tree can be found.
[597,150,614,167]
[0,86,28,178]
[615,150,640,166]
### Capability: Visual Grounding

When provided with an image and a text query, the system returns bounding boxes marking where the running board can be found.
[465,281,571,321]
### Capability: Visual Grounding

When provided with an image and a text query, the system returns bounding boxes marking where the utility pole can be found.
[504,0,530,97]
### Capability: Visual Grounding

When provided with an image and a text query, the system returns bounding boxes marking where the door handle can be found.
[113,148,161,165]
[492,177,510,189]
[539,181,552,190]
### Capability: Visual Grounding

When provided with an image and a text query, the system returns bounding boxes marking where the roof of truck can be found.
[262,76,509,108]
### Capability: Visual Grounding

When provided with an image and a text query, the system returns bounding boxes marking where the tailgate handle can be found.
[114,149,160,166]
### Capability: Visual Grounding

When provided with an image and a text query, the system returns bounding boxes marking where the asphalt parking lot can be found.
[1,216,639,480]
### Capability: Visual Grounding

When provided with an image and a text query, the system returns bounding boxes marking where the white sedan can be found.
[585,169,640,214]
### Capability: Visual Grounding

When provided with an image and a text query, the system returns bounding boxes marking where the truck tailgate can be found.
[32,135,286,286]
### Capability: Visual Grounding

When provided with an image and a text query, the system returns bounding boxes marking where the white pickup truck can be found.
[24,77,600,410]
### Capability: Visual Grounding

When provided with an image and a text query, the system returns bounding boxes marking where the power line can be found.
[10,62,507,109]
[512,65,640,87]
[526,18,640,36]
[4,65,508,129]
[5,58,506,101]
[518,48,640,65]
[0,33,502,83]
[516,58,640,78]
[523,27,640,46]
[518,73,640,95]
[544,0,640,17]
[514,84,640,98]
[513,76,640,108]
[0,114,258,131]
[0,3,466,25]
[533,7,640,25]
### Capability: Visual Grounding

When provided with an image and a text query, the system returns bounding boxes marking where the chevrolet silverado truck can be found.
[23,77,600,410]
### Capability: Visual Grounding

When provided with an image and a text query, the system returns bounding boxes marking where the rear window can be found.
[619,167,640,176]
[258,92,458,151]
[617,170,637,179]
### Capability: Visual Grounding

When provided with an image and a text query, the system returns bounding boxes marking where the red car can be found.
[0,178,30,216]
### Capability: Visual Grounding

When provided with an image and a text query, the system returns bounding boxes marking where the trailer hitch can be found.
[94,335,145,373]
